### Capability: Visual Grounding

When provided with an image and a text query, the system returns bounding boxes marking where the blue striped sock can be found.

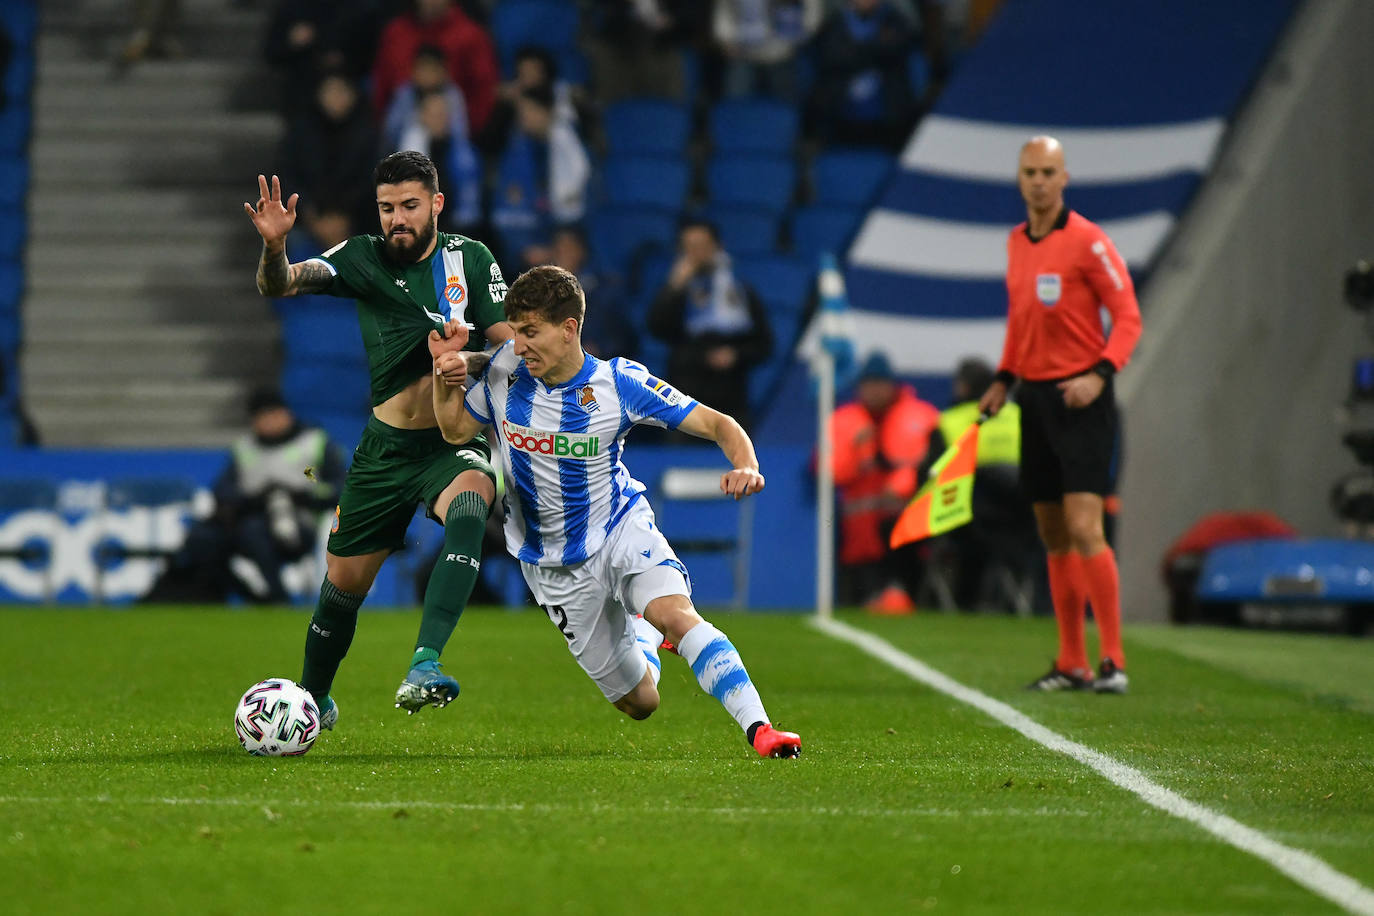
[677,622,767,733]
[632,615,662,687]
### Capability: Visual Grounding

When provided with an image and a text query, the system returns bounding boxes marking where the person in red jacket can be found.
[978,136,1143,694]
[831,352,940,612]
[370,0,498,133]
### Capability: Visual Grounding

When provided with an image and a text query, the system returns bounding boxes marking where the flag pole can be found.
[814,253,852,621]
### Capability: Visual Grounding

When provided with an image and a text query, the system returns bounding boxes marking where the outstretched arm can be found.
[244,173,335,297]
[676,404,765,500]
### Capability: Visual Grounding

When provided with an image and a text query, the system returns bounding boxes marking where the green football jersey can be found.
[313,232,509,406]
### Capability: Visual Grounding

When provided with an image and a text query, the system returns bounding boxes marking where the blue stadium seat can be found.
[733,254,814,316]
[603,99,691,156]
[490,1,580,75]
[0,107,29,155]
[587,205,678,277]
[706,155,796,212]
[789,204,864,256]
[602,155,690,211]
[702,204,780,257]
[0,260,22,312]
[281,362,372,417]
[0,211,24,260]
[811,149,894,206]
[0,2,38,46]
[0,159,28,206]
[279,298,365,366]
[749,311,804,409]
[709,97,800,155]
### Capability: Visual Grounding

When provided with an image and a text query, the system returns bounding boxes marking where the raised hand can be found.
[243,174,299,245]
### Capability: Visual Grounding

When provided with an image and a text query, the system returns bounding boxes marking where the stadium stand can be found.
[828,0,1300,410]
[0,1,34,446]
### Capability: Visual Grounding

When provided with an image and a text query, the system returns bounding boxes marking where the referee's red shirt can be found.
[998,209,1142,382]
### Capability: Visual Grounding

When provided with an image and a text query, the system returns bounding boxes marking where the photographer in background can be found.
[144,389,346,604]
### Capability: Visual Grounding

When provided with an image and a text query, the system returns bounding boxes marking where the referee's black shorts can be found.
[1016,376,1117,503]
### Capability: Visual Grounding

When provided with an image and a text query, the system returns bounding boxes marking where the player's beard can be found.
[383,219,437,265]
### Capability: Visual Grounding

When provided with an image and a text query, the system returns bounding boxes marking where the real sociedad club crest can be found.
[1036,273,1061,306]
[577,384,599,412]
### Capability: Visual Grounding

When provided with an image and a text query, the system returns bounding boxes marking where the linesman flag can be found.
[889,420,982,547]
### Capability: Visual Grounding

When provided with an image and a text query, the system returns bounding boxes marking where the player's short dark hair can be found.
[374,150,439,194]
[505,265,585,328]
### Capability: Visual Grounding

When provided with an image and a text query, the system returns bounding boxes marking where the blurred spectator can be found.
[647,219,772,432]
[382,45,483,234]
[278,71,379,249]
[143,389,345,604]
[478,45,587,158]
[830,351,939,612]
[548,225,636,359]
[582,0,711,103]
[712,0,823,101]
[490,85,591,267]
[371,0,499,134]
[809,0,920,150]
[263,0,389,114]
[116,0,182,71]
[921,356,1038,612]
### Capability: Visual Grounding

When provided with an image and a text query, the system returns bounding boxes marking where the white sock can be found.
[676,621,768,733]
[633,615,663,687]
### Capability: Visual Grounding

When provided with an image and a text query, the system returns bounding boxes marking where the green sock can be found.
[414,490,489,662]
[301,579,365,700]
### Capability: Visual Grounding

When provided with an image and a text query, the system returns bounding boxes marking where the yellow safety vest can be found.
[937,401,1020,467]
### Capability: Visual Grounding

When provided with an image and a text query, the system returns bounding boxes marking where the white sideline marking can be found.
[812,617,1374,916]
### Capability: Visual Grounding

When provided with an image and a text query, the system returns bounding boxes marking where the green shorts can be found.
[327,415,494,557]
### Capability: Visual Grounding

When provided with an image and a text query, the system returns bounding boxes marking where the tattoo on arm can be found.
[464,352,491,378]
[256,243,334,297]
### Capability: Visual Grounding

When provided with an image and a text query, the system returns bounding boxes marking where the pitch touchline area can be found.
[0,795,1092,820]
[811,617,1374,916]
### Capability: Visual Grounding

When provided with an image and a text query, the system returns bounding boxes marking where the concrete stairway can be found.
[22,0,283,447]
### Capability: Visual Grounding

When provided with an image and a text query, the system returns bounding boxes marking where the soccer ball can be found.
[234,678,321,756]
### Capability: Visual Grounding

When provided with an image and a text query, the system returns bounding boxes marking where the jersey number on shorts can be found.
[543,604,575,641]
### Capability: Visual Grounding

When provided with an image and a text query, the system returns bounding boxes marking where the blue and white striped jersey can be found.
[464,343,698,567]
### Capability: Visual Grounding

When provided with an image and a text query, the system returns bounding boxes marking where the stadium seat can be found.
[587,205,678,277]
[0,2,38,47]
[281,362,372,417]
[0,159,28,206]
[709,97,800,155]
[702,204,781,257]
[279,298,365,365]
[603,99,691,157]
[602,155,690,211]
[789,204,864,256]
[811,149,894,207]
[0,260,22,313]
[733,254,814,316]
[706,155,796,212]
[0,211,24,260]
[490,0,580,75]
[0,107,30,155]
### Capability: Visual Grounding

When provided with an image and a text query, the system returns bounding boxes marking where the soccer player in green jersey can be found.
[245,151,512,732]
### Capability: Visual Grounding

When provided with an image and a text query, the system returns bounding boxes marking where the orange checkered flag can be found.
[889,419,982,547]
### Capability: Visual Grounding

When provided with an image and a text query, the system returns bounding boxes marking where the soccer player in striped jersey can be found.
[427,265,801,758]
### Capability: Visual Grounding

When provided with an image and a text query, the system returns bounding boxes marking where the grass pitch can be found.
[2,606,1371,915]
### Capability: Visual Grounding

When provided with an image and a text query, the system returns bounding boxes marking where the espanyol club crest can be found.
[1036,273,1062,306]
[444,275,467,308]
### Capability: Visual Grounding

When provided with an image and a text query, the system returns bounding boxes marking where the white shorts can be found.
[521,501,692,702]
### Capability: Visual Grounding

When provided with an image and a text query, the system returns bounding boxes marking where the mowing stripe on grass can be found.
[812,616,1374,916]
[0,795,1095,820]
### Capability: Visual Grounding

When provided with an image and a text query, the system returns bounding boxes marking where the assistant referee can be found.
[978,136,1142,694]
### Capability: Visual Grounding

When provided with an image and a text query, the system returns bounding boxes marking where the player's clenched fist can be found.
[429,319,470,387]
[720,468,765,500]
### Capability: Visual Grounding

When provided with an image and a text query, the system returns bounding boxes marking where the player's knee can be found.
[1064,516,1105,552]
[644,594,700,645]
[615,686,660,720]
